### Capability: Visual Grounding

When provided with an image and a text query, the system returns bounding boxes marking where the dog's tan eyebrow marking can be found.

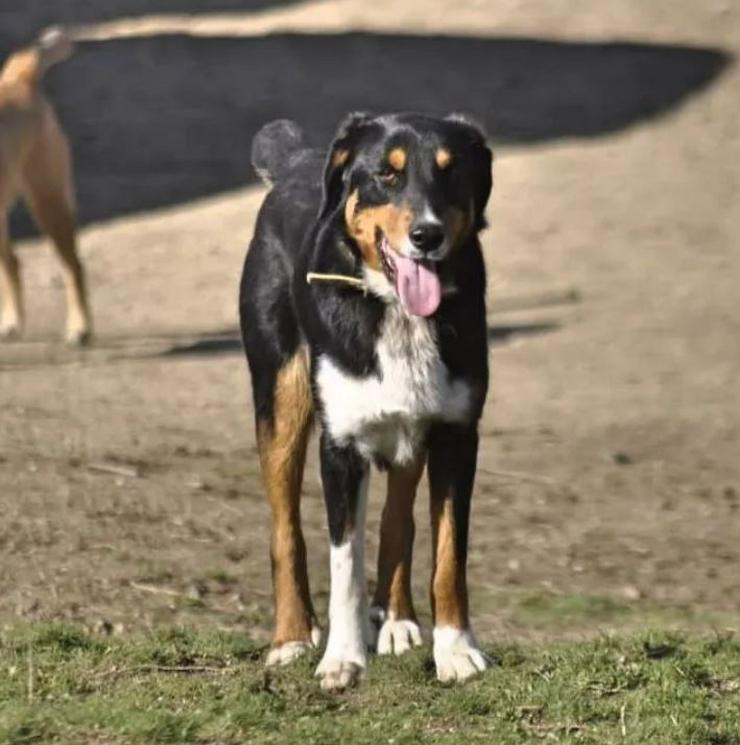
[387,147,407,171]
[435,148,452,169]
[332,148,349,168]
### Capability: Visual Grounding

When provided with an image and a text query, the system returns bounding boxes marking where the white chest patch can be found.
[316,305,473,464]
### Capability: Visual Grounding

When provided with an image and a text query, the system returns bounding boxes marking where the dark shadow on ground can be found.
[163,331,244,358]
[487,322,559,345]
[0,321,560,370]
[162,321,559,359]
[9,32,730,235]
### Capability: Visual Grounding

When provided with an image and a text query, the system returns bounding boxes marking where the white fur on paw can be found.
[65,327,91,347]
[315,657,365,691]
[433,626,490,682]
[377,618,423,656]
[266,628,321,666]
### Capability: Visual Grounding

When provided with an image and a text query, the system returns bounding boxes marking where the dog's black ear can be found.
[318,111,373,220]
[446,114,493,228]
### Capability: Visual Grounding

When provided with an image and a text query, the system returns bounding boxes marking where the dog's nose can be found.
[409,223,445,253]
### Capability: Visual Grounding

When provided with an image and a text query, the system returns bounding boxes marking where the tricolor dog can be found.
[239,112,493,689]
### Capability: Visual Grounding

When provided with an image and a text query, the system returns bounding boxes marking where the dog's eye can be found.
[378,166,400,185]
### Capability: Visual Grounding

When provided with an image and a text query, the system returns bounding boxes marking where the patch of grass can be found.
[516,590,634,625]
[475,587,740,635]
[205,568,238,586]
[1,625,740,743]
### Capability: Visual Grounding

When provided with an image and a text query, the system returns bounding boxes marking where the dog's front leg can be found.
[316,431,370,690]
[428,423,490,682]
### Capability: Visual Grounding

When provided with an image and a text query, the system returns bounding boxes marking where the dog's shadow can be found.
[8,31,730,235]
[0,320,561,371]
[157,322,560,359]
[158,320,561,359]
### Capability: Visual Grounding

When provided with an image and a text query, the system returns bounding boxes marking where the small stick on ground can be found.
[93,664,232,681]
[620,703,627,738]
[87,462,140,479]
[27,644,34,704]
[129,581,188,598]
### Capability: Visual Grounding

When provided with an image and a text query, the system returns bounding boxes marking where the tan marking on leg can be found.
[430,497,469,629]
[0,213,23,338]
[435,148,452,170]
[373,457,425,620]
[258,350,317,649]
[344,189,413,270]
[21,112,90,344]
[387,147,406,172]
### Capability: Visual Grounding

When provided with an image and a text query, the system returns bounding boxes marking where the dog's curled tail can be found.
[0,27,74,87]
[251,119,308,187]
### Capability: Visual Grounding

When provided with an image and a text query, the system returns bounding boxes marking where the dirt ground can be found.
[1,1,739,643]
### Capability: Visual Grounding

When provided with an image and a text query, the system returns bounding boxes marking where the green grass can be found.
[503,589,732,631]
[1,625,740,744]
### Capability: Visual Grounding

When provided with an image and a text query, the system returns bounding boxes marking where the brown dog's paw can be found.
[376,618,423,656]
[65,327,92,347]
[266,627,321,667]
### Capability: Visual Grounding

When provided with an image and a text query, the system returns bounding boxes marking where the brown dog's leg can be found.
[258,350,319,665]
[21,112,90,345]
[371,456,424,655]
[0,210,22,339]
[428,424,489,682]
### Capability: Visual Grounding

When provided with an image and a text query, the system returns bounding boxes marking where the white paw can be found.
[377,617,423,656]
[266,627,321,666]
[433,627,490,682]
[315,654,366,690]
[65,326,91,347]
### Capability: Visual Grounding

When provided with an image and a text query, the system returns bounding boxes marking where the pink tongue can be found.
[394,255,442,317]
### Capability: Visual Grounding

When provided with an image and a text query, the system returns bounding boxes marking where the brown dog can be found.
[0,29,90,345]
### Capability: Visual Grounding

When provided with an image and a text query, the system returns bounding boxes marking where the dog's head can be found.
[319,112,492,317]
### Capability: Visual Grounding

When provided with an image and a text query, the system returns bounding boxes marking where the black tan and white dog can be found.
[0,29,90,344]
[239,112,493,690]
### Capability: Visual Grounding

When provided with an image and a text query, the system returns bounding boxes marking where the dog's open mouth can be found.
[377,234,442,317]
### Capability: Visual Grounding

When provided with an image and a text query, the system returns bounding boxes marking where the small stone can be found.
[93,619,114,635]
[187,582,207,600]
[611,452,633,465]
[185,478,211,492]
[621,585,642,601]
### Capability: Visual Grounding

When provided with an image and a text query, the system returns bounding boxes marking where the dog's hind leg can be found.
[256,350,320,665]
[0,206,22,339]
[370,456,425,656]
[21,111,90,345]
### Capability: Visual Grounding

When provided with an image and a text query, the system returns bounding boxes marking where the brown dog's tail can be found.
[0,27,74,87]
